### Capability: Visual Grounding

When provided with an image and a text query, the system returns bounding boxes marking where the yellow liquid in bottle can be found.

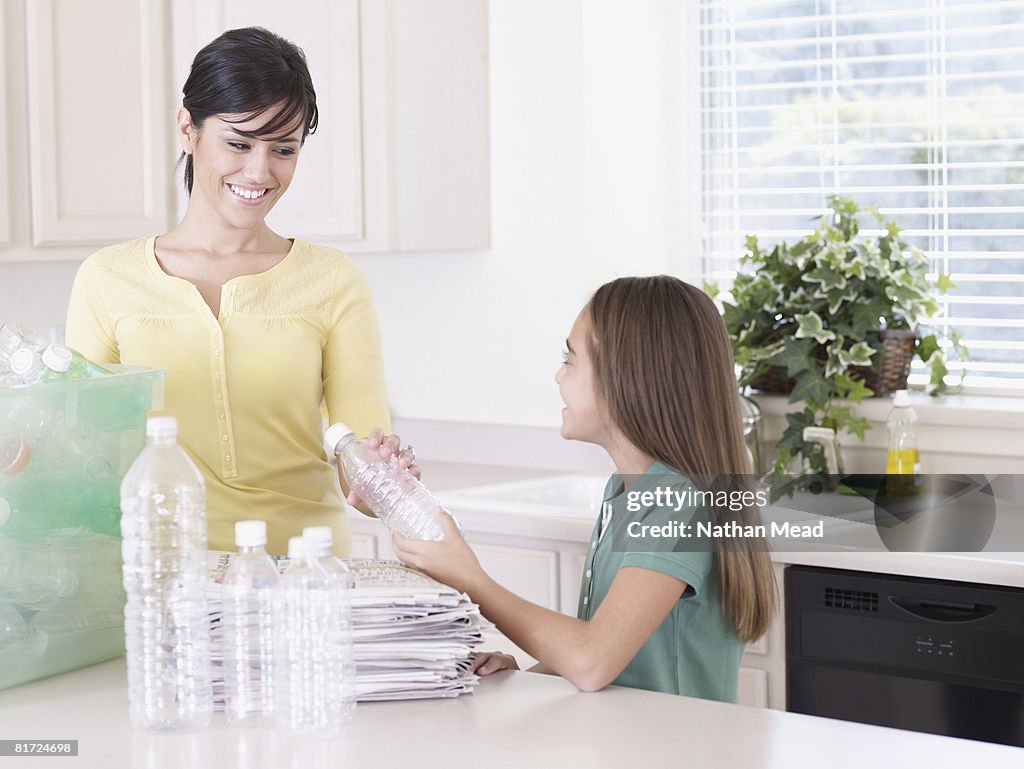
[886,448,919,475]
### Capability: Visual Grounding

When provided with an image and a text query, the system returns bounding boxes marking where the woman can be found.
[66,27,412,555]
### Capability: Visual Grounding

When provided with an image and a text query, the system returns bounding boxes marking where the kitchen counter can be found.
[3,657,1022,768]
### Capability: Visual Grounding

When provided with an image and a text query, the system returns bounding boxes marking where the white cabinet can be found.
[1,0,489,260]
[170,0,490,252]
[1,0,172,256]
[0,4,10,248]
[736,562,787,710]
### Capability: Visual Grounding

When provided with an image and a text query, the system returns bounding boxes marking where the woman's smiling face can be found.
[180,104,303,229]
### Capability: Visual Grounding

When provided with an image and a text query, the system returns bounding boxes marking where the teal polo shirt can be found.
[577,462,744,702]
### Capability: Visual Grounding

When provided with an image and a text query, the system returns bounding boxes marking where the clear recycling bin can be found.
[0,367,164,689]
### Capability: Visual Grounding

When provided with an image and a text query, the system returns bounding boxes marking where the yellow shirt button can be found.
[222,435,229,442]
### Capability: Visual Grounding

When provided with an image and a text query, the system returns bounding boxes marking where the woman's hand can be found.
[344,427,421,508]
[391,511,484,594]
[470,651,519,676]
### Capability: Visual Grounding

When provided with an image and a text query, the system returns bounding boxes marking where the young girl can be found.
[388,275,776,700]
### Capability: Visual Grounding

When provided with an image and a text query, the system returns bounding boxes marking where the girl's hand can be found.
[470,651,519,676]
[391,511,482,594]
[345,428,421,508]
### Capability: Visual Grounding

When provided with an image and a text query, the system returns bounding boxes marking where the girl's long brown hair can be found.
[586,276,776,643]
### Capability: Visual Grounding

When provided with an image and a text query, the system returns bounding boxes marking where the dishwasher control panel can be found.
[914,635,956,658]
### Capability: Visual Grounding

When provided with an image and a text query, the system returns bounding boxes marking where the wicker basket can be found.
[750,329,916,398]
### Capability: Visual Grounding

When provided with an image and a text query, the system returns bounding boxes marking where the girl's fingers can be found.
[367,428,385,447]
[379,433,401,457]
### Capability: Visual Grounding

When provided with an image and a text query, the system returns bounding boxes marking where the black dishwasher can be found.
[786,565,1024,747]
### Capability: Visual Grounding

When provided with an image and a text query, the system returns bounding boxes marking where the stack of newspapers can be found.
[207,555,488,705]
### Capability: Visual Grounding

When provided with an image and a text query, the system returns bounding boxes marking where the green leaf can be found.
[845,416,871,441]
[835,373,874,404]
[794,311,836,345]
[702,281,720,300]
[805,265,848,292]
[936,273,957,293]
[823,405,852,432]
[837,340,875,368]
[826,287,855,315]
[929,356,950,391]
[777,409,817,452]
[744,234,760,258]
[916,333,940,363]
[789,370,831,405]
[767,337,815,378]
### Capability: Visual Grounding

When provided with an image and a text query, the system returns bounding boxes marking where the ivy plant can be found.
[706,195,968,481]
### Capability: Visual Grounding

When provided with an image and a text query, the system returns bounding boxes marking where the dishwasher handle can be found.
[889,595,998,623]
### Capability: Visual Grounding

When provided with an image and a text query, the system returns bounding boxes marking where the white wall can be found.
[0,0,690,431]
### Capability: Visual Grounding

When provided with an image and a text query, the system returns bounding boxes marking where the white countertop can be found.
[3,657,1022,768]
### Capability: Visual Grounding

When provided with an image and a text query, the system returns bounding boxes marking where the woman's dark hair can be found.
[177,27,319,194]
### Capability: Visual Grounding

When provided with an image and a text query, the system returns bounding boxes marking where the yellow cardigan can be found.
[66,236,391,555]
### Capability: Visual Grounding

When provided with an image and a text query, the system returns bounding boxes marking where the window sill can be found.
[749,390,1024,431]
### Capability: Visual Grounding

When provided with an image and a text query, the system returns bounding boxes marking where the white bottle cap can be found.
[303,525,333,547]
[323,422,355,456]
[9,348,39,376]
[41,344,72,373]
[287,535,314,559]
[146,416,178,438]
[892,389,911,407]
[235,520,267,547]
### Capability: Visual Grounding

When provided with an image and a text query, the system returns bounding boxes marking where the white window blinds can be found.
[699,0,1024,389]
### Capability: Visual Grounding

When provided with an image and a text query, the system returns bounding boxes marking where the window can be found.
[699,0,1024,390]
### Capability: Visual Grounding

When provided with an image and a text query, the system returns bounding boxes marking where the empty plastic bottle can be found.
[325,423,447,541]
[8,344,111,386]
[223,520,279,727]
[275,536,343,735]
[120,416,212,732]
[303,526,357,722]
[0,601,28,649]
[0,323,48,386]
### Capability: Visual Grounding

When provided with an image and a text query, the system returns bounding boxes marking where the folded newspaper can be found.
[208,555,489,704]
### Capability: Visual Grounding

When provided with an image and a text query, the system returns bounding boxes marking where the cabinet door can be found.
[25,0,171,245]
[0,2,10,247]
[463,539,560,671]
[470,542,560,611]
[737,667,769,708]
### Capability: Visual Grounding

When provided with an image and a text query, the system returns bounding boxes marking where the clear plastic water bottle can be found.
[120,416,211,732]
[0,323,48,386]
[275,536,343,735]
[0,323,45,387]
[8,344,111,386]
[223,520,279,727]
[324,423,447,541]
[303,526,357,721]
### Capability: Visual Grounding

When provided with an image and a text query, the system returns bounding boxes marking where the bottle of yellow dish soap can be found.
[886,389,920,494]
